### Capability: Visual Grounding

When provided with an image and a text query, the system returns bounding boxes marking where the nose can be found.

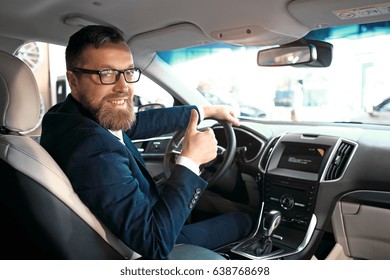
[113,72,131,92]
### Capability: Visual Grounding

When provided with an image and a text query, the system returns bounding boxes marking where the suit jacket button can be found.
[195,188,202,194]
[191,198,197,204]
[189,203,194,209]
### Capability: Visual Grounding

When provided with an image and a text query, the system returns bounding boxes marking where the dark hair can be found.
[65,25,125,70]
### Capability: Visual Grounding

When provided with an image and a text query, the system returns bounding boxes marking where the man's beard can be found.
[79,93,136,131]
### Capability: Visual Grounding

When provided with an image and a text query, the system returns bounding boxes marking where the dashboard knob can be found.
[280,194,294,209]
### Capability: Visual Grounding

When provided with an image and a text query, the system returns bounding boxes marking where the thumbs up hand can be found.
[181,109,218,167]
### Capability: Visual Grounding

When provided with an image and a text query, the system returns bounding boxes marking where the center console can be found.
[231,133,346,259]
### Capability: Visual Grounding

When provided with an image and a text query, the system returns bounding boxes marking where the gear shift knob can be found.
[262,210,281,237]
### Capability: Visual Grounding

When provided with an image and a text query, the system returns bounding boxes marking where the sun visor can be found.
[289,0,390,29]
[128,23,214,70]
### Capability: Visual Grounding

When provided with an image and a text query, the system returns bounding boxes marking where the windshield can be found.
[158,21,390,125]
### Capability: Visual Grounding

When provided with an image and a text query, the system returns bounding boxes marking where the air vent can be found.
[324,141,355,181]
[259,136,280,172]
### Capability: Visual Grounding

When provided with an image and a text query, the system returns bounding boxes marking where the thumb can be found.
[185,109,199,135]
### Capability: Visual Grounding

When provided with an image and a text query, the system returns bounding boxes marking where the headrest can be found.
[0,50,41,133]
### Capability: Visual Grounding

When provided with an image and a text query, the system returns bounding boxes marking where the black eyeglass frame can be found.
[72,67,142,84]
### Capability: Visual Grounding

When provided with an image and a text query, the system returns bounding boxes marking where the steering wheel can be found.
[163,119,236,186]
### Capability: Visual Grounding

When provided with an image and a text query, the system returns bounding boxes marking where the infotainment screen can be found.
[277,144,328,174]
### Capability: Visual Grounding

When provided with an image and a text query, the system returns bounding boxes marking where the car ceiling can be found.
[1,0,389,48]
[0,0,389,71]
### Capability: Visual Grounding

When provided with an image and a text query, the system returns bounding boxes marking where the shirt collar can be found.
[109,130,124,144]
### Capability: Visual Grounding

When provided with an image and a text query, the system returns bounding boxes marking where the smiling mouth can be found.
[108,99,127,106]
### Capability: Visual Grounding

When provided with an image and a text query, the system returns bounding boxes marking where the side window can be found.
[133,76,174,110]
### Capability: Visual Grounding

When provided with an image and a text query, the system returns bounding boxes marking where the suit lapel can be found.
[122,132,157,189]
[122,132,145,165]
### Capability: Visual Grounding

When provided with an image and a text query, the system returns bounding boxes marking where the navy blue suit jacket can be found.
[40,95,208,259]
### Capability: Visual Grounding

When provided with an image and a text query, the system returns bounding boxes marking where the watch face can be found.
[16,42,41,70]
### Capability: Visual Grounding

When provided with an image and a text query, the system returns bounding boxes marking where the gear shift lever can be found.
[242,210,282,257]
[262,210,282,237]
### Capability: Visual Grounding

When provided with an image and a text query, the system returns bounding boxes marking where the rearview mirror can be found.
[257,40,332,67]
[257,45,316,66]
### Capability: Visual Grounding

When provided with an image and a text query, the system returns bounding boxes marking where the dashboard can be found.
[213,121,390,260]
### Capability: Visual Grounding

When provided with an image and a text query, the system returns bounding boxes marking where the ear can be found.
[66,70,78,90]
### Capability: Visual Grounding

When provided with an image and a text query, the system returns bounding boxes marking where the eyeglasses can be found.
[72,67,142,85]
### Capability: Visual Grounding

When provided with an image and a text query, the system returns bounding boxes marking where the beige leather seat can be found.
[0,50,225,260]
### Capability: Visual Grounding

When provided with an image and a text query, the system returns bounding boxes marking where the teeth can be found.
[109,99,126,105]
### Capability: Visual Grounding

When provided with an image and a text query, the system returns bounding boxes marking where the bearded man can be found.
[40,25,253,260]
